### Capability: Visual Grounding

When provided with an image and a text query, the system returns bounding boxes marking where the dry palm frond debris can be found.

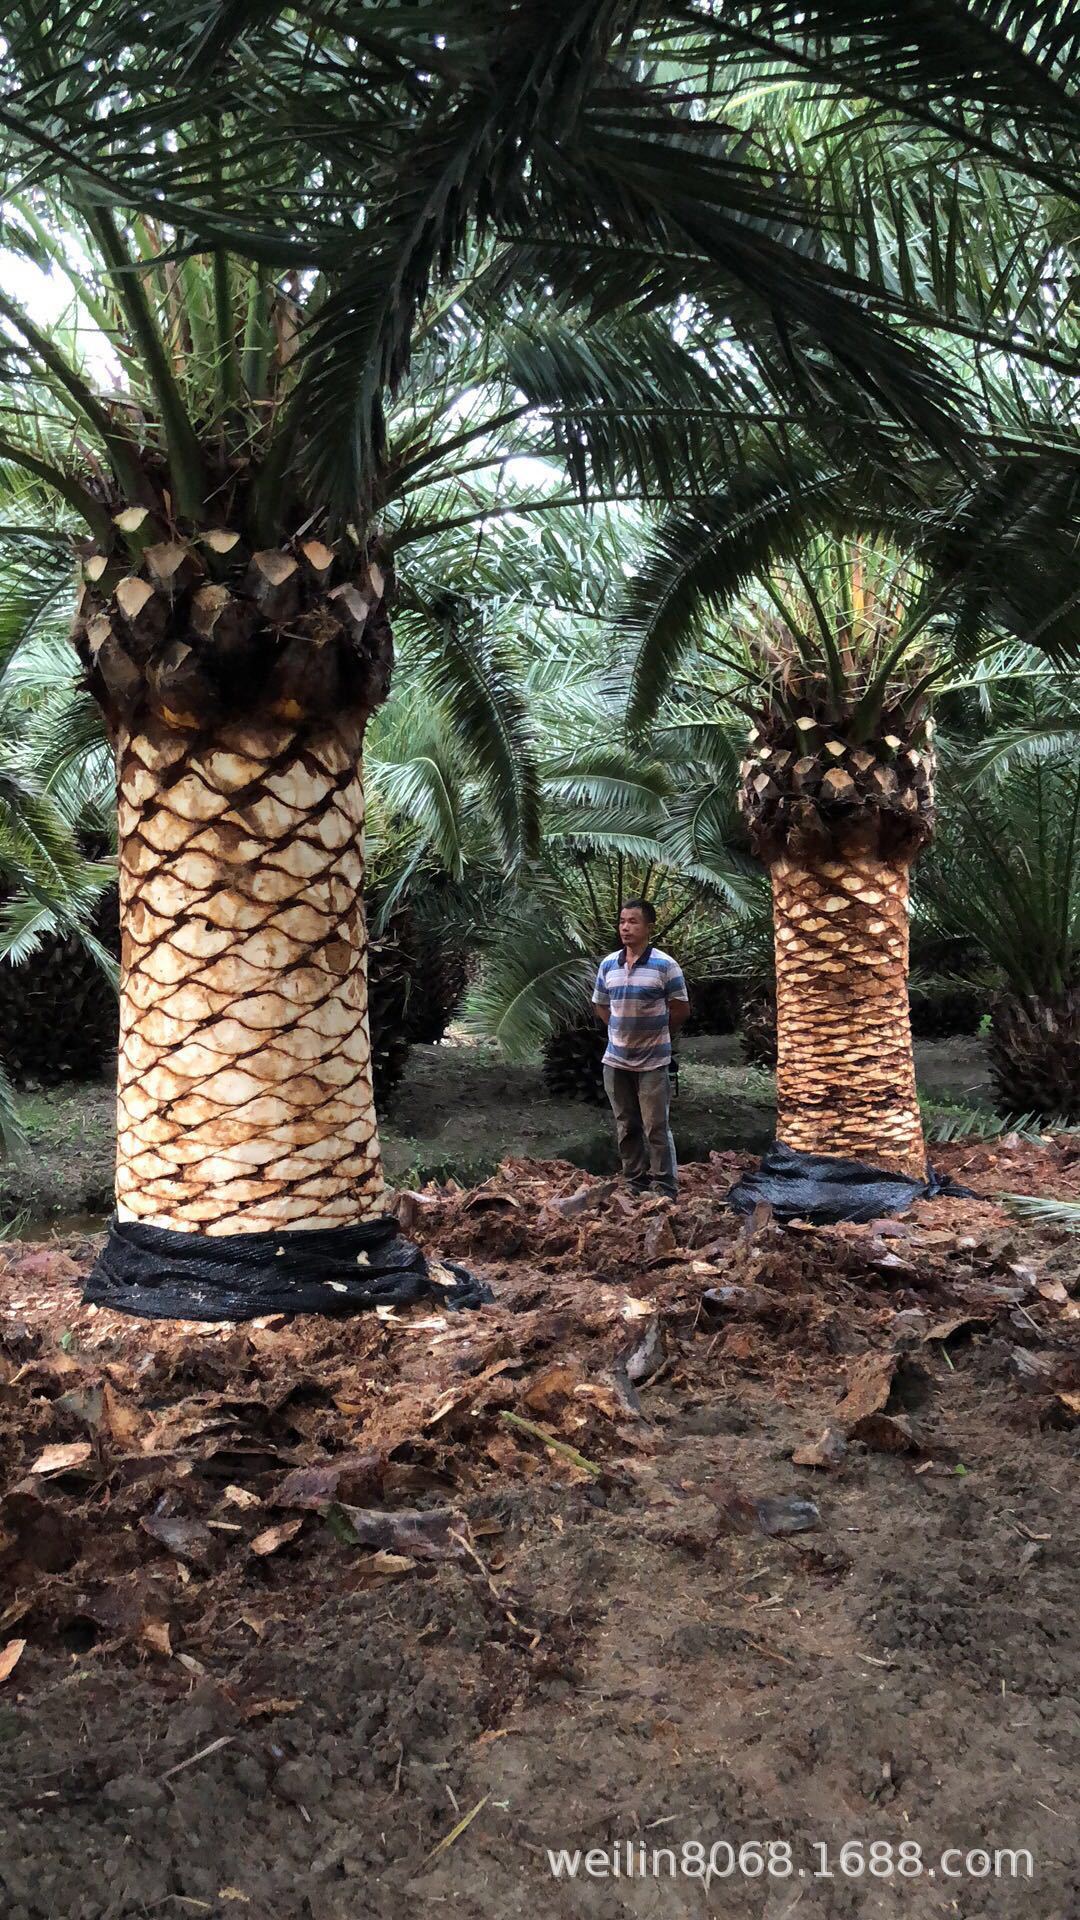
[0,1144,1078,1680]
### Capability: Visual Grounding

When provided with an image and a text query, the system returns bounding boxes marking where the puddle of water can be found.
[13,1210,110,1243]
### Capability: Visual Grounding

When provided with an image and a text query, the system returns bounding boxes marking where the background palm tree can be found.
[919,680,1080,1119]
[0,537,117,1141]
[623,436,1080,1172]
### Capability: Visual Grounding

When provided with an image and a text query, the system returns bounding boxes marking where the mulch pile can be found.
[1,1143,1078,1690]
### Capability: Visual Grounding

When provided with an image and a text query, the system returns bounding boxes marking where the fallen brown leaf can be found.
[792,1428,848,1469]
[462,1191,522,1213]
[223,1485,262,1510]
[250,1516,305,1556]
[922,1310,995,1343]
[522,1363,584,1418]
[101,1382,143,1448]
[0,1637,26,1684]
[336,1504,464,1559]
[835,1355,898,1425]
[28,1441,92,1477]
[849,1412,921,1455]
[273,1453,384,1510]
[139,1514,215,1564]
[53,1383,104,1429]
[367,1550,416,1576]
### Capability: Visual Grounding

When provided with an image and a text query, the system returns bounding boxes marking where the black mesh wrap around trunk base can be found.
[83,1214,491,1322]
[726,1141,974,1225]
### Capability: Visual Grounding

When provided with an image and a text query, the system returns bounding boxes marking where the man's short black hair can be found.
[619,898,657,924]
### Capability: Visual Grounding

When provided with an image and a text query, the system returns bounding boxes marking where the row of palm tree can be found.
[0,2,1076,1250]
[4,510,1077,1123]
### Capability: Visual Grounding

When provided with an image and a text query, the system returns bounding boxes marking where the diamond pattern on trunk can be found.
[114,713,384,1234]
[772,854,925,1180]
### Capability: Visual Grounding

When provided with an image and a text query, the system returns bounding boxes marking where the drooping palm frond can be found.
[1002,1192,1080,1230]
[750,2,1079,172]
[919,751,1080,1000]
[466,910,601,1061]
[657,782,761,911]
[623,428,1080,738]
[959,712,1080,784]
[2,1,1012,526]
[621,457,889,730]
[0,871,118,987]
[921,1103,1049,1144]
[395,592,541,871]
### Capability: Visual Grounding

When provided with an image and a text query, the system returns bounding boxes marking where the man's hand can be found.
[594,1005,611,1027]
[669,999,689,1035]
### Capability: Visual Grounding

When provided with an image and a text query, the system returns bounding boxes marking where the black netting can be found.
[725,1140,974,1225]
[83,1214,491,1322]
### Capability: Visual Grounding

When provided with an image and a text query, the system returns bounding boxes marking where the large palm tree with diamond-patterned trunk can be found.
[733,545,936,1179]
[624,501,1080,1183]
[77,450,395,1235]
[0,203,546,1279]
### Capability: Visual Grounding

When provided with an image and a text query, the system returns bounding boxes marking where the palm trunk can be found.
[771,851,926,1180]
[115,710,383,1234]
[988,987,1080,1121]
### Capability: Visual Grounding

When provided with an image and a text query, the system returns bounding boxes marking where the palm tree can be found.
[918,690,1080,1119]
[623,461,1080,1178]
[632,537,947,1176]
[0,235,547,1258]
[0,537,117,1142]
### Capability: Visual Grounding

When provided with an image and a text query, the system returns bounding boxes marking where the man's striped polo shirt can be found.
[592,944,689,1072]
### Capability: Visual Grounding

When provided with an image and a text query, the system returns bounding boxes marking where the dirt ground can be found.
[0,1135,1077,1920]
[0,1034,993,1229]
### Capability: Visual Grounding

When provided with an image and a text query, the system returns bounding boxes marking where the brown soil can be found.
[0,1143,1077,1919]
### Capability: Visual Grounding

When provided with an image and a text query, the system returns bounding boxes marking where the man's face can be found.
[619,908,650,951]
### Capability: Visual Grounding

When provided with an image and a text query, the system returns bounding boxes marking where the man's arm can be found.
[592,963,611,1027]
[667,960,690,1037]
[668,997,689,1035]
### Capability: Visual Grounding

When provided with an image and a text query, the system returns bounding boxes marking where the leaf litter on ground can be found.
[0,1146,1077,1669]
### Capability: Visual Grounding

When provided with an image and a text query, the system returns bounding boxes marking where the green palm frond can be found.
[921,1103,1049,1144]
[0,862,119,986]
[657,784,760,911]
[367,753,467,884]
[466,913,598,1060]
[398,593,541,870]
[1002,1192,1080,1231]
[918,750,1080,998]
[733,2,1080,185]
[0,769,85,894]
[28,691,111,809]
[0,1060,22,1153]
[959,714,1080,785]
[621,457,883,730]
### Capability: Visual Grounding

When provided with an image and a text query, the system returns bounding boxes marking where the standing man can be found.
[593,900,689,1199]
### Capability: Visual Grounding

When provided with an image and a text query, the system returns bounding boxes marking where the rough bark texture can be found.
[115,713,383,1234]
[771,853,926,1180]
[989,986,1080,1121]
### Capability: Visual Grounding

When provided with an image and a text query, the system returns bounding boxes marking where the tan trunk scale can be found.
[114,712,384,1234]
[771,853,926,1180]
